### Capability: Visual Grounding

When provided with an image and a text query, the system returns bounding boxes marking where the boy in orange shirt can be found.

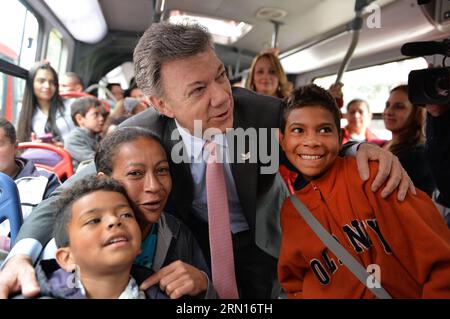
[277,84,450,298]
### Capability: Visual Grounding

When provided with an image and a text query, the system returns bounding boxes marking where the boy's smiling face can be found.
[279,106,341,180]
[57,190,142,275]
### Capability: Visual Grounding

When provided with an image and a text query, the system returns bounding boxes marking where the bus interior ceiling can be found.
[5,0,450,100]
[19,0,409,86]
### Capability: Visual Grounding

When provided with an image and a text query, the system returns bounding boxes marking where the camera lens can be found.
[435,76,449,97]
[424,69,450,100]
[408,67,450,104]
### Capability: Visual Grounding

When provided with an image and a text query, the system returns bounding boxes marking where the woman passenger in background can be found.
[245,51,296,192]
[17,62,74,145]
[383,85,435,197]
[245,51,347,193]
[245,52,293,99]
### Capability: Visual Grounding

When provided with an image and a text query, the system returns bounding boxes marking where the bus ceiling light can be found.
[44,0,107,44]
[280,51,326,74]
[168,10,253,45]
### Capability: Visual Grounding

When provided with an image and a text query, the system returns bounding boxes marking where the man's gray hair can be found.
[133,22,214,98]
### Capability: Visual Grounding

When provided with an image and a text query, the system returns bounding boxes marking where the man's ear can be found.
[55,247,76,272]
[149,96,174,118]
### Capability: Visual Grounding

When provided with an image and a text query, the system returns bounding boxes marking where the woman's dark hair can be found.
[95,126,165,176]
[0,118,17,144]
[17,62,65,142]
[388,85,426,155]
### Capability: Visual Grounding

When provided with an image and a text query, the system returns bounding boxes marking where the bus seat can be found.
[18,142,74,182]
[20,148,62,167]
[0,172,23,246]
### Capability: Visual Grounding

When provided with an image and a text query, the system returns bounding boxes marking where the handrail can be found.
[335,0,376,84]
[0,58,28,79]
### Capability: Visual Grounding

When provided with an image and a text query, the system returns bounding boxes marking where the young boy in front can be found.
[277,84,450,298]
[66,97,104,170]
[33,175,167,299]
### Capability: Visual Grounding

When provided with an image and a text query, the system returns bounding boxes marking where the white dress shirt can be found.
[175,120,249,234]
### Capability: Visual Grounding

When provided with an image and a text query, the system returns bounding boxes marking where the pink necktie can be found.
[204,141,239,299]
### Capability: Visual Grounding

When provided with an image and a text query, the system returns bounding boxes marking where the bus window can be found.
[0,0,39,124]
[104,62,133,92]
[0,0,39,69]
[46,28,68,75]
[0,68,24,124]
[313,57,428,140]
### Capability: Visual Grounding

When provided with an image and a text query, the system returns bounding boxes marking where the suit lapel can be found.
[163,108,259,231]
[163,119,194,222]
[228,105,258,231]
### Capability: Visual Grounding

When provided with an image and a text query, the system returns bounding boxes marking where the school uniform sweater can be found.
[278,157,450,299]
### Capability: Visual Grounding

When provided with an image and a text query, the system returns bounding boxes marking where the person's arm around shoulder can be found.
[0,163,97,299]
[351,142,415,201]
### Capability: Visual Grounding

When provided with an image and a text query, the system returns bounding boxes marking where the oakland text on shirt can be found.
[309,218,392,285]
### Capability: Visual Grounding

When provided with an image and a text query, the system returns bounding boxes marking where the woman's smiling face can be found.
[109,137,172,227]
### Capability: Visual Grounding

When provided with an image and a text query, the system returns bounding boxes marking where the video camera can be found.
[401,39,450,105]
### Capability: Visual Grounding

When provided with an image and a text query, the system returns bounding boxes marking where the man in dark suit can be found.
[0,23,413,299]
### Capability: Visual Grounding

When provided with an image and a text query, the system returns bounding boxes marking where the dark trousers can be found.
[232,230,278,299]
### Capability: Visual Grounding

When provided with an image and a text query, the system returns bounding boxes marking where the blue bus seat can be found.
[0,172,23,245]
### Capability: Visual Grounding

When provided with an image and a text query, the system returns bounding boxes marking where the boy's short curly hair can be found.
[53,175,133,248]
[280,84,342,134]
